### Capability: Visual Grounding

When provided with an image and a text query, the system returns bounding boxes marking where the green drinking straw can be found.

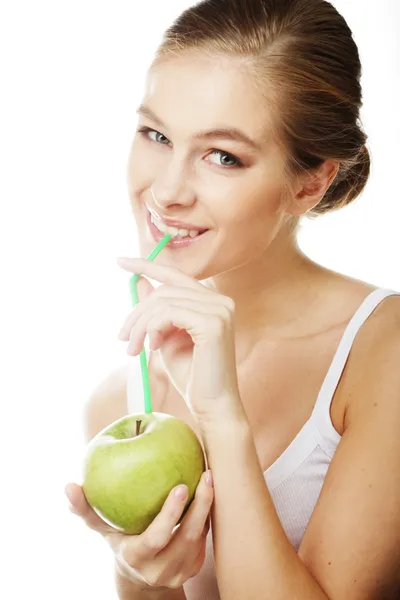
[128,233,172,414]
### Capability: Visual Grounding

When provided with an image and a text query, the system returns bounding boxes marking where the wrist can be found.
[194,393,250,436]
[115,562,182,599]
[193,392,248,430]
[115,550,164,591]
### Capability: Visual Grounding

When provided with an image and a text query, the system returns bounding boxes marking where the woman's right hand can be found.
[65,469,214,590]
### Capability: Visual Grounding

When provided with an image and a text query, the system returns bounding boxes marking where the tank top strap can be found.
[311,287,400,455]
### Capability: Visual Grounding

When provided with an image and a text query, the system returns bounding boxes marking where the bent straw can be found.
[128,233,172,413]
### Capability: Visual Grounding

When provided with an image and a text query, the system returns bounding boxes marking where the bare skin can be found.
[124,51,380,460]
[157,281,378,473]
[67,51,400,600]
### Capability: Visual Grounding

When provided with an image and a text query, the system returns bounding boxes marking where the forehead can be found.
[143,54,274,146]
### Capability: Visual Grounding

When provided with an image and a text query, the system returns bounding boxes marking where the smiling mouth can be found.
[150,211,209,240]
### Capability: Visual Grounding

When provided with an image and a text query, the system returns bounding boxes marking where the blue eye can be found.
[137,126,170,145]
[208,150,242,168]
[137,126,244,169]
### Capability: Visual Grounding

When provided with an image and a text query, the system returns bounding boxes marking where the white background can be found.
[1,1,399,598]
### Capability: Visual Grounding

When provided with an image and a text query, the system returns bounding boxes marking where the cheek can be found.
[127,138,154,193]
[222,178,284,229]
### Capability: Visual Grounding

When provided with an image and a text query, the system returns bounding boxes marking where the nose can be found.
[151,161,195,210]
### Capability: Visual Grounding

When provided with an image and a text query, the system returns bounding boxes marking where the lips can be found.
[146,206,208,232]
[146,209,209,248]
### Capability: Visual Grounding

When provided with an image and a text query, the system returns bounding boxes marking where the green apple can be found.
[82,412,206,535]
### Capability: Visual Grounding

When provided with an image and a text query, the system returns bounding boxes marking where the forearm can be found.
[197,407,329,600]
[114,562,187,600]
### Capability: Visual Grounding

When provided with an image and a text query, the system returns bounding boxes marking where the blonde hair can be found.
[152,0,370,219]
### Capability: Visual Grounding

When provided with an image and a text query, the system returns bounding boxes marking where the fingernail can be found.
[175,485,188,501]
[117,257,131,268]
[205,470,213,487]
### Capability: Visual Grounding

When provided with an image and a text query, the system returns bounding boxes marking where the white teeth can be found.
[150,213,201,239]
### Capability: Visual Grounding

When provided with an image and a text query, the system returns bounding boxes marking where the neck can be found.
[204,228,326,357]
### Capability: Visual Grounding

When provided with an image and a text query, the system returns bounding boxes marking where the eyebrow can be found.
[136,104,262,152]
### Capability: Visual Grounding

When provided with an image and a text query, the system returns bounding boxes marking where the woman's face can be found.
[127,53,292,281]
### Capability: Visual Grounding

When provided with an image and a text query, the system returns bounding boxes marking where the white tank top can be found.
[126,287,400,600]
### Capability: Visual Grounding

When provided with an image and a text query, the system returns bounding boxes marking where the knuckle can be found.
[222,295,235,312]
[153,285,172,299]
[147,323,161,338]
[168,578,186,590]
[190,566,201,579]
[191,557,204,577]
[167,568,190,589]
[167,508,184,528]
[151,286,162,298]
[141,534,163,553]
[145,566,177,589]
[179,514,210,544]
[165,503,181,523]
[153,530,171,549]
[180,528,200,544]
[221,304,234,322]
[168,496,186,519]
[187,552,206,580]
[138,569,159,587]
[209,315,225,336]
[150,285,165,297]
[162,284,174,295]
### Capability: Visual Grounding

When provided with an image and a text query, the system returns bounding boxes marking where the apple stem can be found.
[136,419,142,436]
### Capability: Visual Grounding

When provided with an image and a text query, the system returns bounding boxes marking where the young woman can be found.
[65,1,400,598]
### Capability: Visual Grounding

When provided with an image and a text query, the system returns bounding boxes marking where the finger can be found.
[135,275,156,302]
[124,484,189,564]
[175,471,214,543]
[202,514,211,538]
[118,280,235,341]
[126,309,178,356]
[158,512,209,585]
[118,277,156,341]
[189,538,208,578]
[118,284,218,340]
[126,301,201,355]
[117,257,207,292]
[126,302,232,356]
[65,483,117,535]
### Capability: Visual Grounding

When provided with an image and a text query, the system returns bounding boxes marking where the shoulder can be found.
[343,291,400,429]
[83,351,167,443]
[357,290,400,342]
[298,294,400,599]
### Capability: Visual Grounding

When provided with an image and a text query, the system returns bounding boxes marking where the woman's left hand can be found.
[116,257,243,421]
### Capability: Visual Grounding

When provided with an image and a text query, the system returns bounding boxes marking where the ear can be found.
[287,159,339,216]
